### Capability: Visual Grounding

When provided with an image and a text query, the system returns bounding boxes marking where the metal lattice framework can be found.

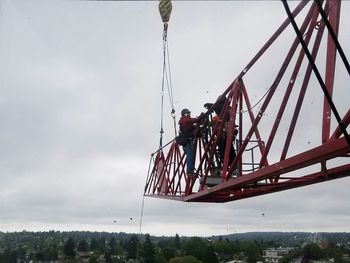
[144,0,350,203]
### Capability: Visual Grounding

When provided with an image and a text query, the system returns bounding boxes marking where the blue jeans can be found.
[183,143,194,174]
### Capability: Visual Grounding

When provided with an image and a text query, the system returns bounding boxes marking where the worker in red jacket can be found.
[178,108,201,176]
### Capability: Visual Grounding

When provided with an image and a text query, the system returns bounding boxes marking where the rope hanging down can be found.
[158,0,176,148]
[140,1,174,235]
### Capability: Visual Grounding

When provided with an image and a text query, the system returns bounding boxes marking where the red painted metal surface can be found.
[144,0,350,202]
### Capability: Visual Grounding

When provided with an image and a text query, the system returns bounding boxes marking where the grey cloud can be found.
[0,0,349,236]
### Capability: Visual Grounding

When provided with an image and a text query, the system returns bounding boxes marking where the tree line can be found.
[0,231,349,262]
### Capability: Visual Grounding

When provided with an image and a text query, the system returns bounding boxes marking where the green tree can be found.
[169,255,203,263]
[35,251,44,261]
[203,245,218,263]
[239,240,262,263]
[109,236,117,254]
[126,234,140,259]
[161,246,176,261]
[304,243,325,260]
[16,245,27,261]
[89,251,100,263]
[90,238,99,251]
[280,247,303,263]
[98,237,106,253]
[155,248,167,263]
[141,234,156,263]
[8,250,17,263]
[213,238,235,261]
[105,250,112,262]
[0,250,17,263]
[175,234,181,250]
[184,237,206,261]
[157,236,179,261]
[45,244,59,261]
[63,237,76,258]
[326,246,344,263]
[78,239,88,252]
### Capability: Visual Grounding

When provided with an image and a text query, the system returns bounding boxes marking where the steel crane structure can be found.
[144,0,350,203]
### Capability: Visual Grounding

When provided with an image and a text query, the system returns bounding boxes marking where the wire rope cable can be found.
[159,18,177,147]
[138,193,146,235]
[137,155,154,260]
[240,86,272,114]
[165,42,175,109]
[138,154,154,239]
[165,40,177,136]
[159,34,167,148]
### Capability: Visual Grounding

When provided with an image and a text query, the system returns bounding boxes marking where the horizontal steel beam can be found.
[185,138,349,202]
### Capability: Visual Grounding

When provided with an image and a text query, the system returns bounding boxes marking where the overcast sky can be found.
[0,0,349,237]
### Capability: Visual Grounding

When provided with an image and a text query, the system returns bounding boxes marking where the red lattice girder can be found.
[144,0,350,203]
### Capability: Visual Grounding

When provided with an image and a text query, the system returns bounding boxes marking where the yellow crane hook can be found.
[158,0,172,33]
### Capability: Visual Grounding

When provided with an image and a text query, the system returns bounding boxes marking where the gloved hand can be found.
[198,112,206,121]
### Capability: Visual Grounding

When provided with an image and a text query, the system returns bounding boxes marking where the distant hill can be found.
[1,230,349,245]
[207,231,350,246]
[217,231,309,240]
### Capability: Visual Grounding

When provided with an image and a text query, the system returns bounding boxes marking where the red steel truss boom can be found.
[144,0,350,203]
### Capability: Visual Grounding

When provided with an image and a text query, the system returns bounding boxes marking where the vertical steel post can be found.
[322,0,341,143]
